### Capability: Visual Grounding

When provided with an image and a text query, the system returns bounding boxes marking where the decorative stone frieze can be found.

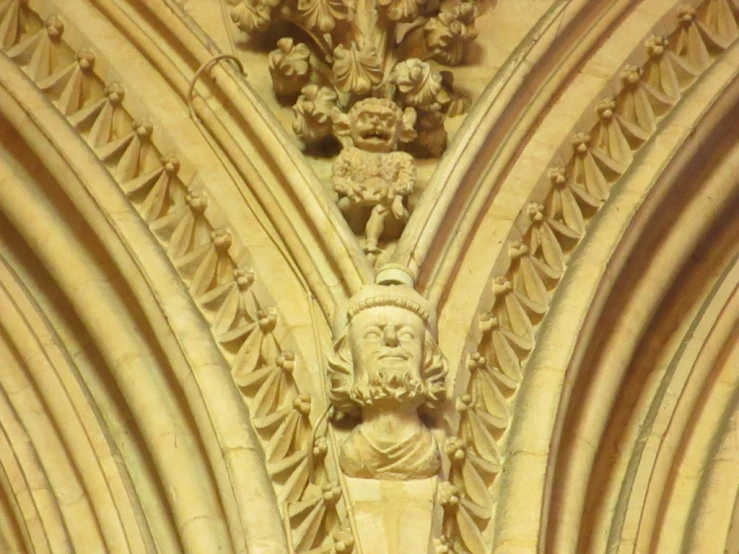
[442,2,739,550]
[0,2,352,551]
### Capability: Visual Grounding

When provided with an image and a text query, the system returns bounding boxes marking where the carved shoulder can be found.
[332,147,364,193]
[333,147,367,170]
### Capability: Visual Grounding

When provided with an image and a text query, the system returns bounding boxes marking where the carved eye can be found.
[364,329,382,340]
[399,330,415,341]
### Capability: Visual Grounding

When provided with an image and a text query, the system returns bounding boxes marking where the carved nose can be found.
[383,326,399,347]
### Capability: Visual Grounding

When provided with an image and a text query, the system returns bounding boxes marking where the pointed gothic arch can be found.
[1,0,737,552]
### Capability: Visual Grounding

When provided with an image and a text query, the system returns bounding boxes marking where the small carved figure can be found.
[331,98,418,260]
[327,275,448,480]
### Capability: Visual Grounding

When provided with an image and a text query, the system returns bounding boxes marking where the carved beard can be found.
[349,370,426,407]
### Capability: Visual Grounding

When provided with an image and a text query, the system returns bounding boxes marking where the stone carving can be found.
[6,0,737,552]
[437,7,739,552]
[424,1,479,66]
[0,5,352,550]
[331,98,417,260]
[327,268,447,480]
[228,0,480,158]
[229,0,481,263]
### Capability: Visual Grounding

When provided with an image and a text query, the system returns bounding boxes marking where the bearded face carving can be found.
[327,282,448,480]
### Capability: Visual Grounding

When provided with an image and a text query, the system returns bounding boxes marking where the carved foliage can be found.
[228,0,480,158]
[424,0,480,66]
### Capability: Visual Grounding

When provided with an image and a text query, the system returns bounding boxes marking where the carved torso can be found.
[332,147,416,199]
[339,424,441,480]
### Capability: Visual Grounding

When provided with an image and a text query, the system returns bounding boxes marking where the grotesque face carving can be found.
[349,101,403,153]
[333,98,417,152]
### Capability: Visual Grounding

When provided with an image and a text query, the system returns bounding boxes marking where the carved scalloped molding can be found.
[438,1,739,551]
[541,73,739,554]
[0,0,354,550]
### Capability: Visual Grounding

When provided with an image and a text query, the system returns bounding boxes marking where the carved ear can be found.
[331,107,353,147]
[399,107,418,144]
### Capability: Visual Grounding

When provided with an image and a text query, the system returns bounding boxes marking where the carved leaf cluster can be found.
[269,38,312,96]
[292,84,338,143]
[228,0,481,157]
[332,42,384,96]
[378,0,425,22]
[1,5,353,551]
[424,0,480,66]
[443,0,739,549]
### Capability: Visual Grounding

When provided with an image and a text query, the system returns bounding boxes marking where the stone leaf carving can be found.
[326,267,448,480]
[292,84,338,143]
[268,38,312,96]
[228,0,481,158]
[333,42,384,96]
[424,0,480,66]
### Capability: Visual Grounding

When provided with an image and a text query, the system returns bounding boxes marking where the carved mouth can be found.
[378,353,407,363]
[360,130,390,142]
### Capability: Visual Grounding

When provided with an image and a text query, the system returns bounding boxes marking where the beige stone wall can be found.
[0,0,737,552]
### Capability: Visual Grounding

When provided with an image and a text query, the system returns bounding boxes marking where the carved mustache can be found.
[377,349,410,361]
[349,370,426,406]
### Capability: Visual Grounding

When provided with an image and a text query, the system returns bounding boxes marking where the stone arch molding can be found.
[0,0,738,553]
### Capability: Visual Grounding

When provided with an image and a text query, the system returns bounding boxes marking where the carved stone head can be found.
[327,276,448,480]
[332,98,417,152]
[327,282,447,416]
